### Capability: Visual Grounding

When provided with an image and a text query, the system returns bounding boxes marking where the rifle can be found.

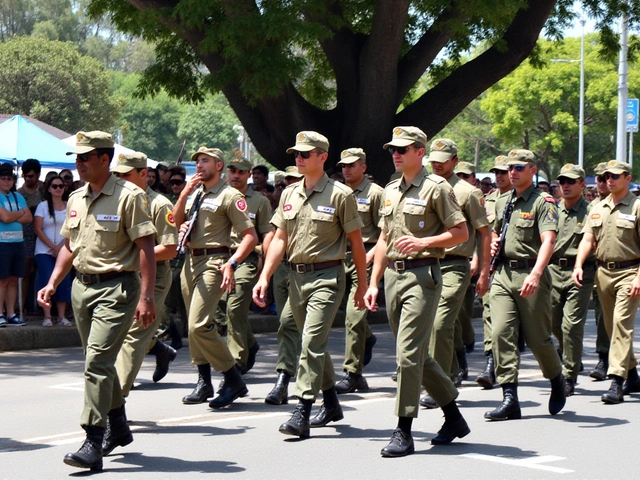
[489,190,516,279]
[176,140,186,165]
[176,186,205,257]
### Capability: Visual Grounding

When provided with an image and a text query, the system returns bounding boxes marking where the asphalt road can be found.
[1,311,638,479]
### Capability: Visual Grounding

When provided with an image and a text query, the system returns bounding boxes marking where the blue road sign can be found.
[627,99,639,133]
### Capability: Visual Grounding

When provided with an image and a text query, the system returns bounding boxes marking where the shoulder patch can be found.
[236,198,247,212]
[166,210,175,226]
[543,196,556,204]
[546,204,558,222]
[384,199,392,207]
[449,190,457,203]
[70,210,77,218]
[284,204,293,212]
[591,213,600,220]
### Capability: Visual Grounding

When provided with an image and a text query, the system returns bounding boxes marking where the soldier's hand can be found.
[178,221,191,246]
[571,268,583,288]
[183,173,203,197]
[395,235,427,254]
[631,277,640,298]
[364,286,378,312]
[476,273,490,297]
[253,278,269,307]
[37,284,56,308]
[220,263,236,293]
[353,283,367,311]
[519,271,540,298]
[490,238,500,257]
[134,299,156,328]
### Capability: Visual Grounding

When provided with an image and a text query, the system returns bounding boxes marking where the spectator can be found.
[156,162,171,193]
[251,164,275,193]
[33,176,73,327]
[17,159,42,315]
[0,162,32,326]
[479,176,494,195]
[59,169,75,195]
[167,171,186,203]
[43,171,58,190]
[146,167,159,190]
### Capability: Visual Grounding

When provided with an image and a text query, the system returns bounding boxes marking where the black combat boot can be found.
[242,341,260,374]
[310,387,344,427]
[148,341,177,383]
[102,404,133,456]
[589,352,608,381]
[168,320,183,350]
[549,373,567,415]
[265,371,290,405]
[623,367,640,395]
[565,378,576,397]
[381,417,414,457]
[602,375,624,404]
[63,426,104,471]
[484,383,521,420]
[431,401,470,445]
[476,351,496,389]
[363,333,377,366]
[279,400,312,438]
[456,348,468,381]
[209,365,248,409]
[182,364,214,404]
[335,371,369,394]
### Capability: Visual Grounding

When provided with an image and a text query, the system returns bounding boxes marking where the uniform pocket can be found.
[514,218,535,241]
[616,218,635,241]
[95,220,120,250]
[310,211,334,235]
[402,204,427,232]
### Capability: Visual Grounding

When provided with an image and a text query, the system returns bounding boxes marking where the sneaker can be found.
[0,315,6,328]
[6,315,25,326]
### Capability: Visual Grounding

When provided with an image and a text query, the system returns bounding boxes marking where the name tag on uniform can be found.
[317,206,335,214]
[248,212,256,219]
[619,213,636,222]
[202,198,221,207]
[406,198,427,207]
[356,198,370,205]
[96,214,120,222]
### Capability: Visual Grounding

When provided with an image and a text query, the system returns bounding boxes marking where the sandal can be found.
[42,318,54,327]
[59,318,74,327]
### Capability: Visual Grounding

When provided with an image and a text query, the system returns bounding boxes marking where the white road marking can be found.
[462,453,574,474]
[48,382,84,392]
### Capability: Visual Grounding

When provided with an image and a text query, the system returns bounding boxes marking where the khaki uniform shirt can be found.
[350,177,383,245]
[186,179,254,249]
[494,184,558,260]
[147,187,179,248]
[583,191,640,262]
[61,174,156,274]
[445,175,489,257]
[230,187,274,249]
[271,173,363,264]
[380,168,465,262]
[553,196,594,261]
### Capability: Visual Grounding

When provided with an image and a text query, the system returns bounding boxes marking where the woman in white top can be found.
[34,175,73,327]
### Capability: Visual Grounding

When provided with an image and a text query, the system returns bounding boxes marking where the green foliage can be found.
[0,36,117,133]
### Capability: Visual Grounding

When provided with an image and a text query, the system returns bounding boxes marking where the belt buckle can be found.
[607,261,616,269]
[508,260,519,269]
[79,274,92,284]
[559,258,568,267]
[295,264,307,274]
[395,260,406,272]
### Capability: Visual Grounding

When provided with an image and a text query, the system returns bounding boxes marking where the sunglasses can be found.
[62,175,73,181]
[295,150,318,159]
[50,184,65,190]
[169,179,185,186]
[388,146,412,155]
[76,152,98,162]
[508,165,527,172]
[604,172,625,180]
[558,177,577,185]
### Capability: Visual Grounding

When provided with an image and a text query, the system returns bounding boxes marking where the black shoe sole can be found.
[309,412,344,428]
[153,349,177,383]
[484,410,522,421]
[431,425,471,445]
[182,388,214,404]
[589,371,607,381]
[265,395,288,405]
[381,445,415,457]
[279,425,310,439]
[63,457,103,471]
[102,433,133,456]
[476,375,495,389]
[602,395,624,404]
[208,386,249,409]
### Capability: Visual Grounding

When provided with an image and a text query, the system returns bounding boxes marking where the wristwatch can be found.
[227,259,239,271]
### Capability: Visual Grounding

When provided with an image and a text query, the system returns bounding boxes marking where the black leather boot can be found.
[310,387,343,427]
[589,353,608,381]
[565,378,576,397]
[549,373,567,415]
[63,426,104,471]
[484,383,521,420]
[431,401,470,445]
[476,352,496,389]
[209,365,248,409]
[279,400,312,438]
[364,333,377,366]
[335,371,369,394]
[149,341,177,383]
[602,375,624,404]
[419,394,437,409]
[182,364,214,404]
[456,348,468,381]
[242,341,260,374]
[623,367,640,395]
[381,428,414,457]
[102,405,133,456]
[168,321,183,350]
[265,371,290,405]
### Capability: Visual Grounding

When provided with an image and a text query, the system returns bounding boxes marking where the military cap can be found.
[112,151,148,174]
[507,149,535,165]
[593,162,608,176]
[557,163,585,180]
[284,166,303,178]
[490,155,509,172]
[191,146,224,163]
[383,126,427,149]
[454,161,475,175]
[428,138,458,163]
[337,148,366,166]
[227,155,253,171]
[0,162,14,176]
[286,131,329,154]
[67,131,114,155]
[603,160,631,175]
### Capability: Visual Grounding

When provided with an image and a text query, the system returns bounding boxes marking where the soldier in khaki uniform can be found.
[476,155,511,388]
[38,131,157,471]
[264,166,304,405]
[589,162,611,380]
[253,131,367,439]
[549,164,595,397]
[111,152,179,414]
[419,139,490,409]
[334,148,383,393]
[364,127,471,458]
[573,160,640,403]
[485,149,565,422]
[174,147,258,409]
[215,155,274,375]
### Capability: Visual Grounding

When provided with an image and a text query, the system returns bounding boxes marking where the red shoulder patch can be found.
[70,210,77,218]
[283,204,293,212]
[543,196,556,204]
[236,199,247,212]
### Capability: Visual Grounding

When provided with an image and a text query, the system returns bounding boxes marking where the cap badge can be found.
[394,128,402,136]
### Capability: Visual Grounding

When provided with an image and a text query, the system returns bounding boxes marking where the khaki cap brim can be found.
[111,164,135,174]
[490,166,509,172]
[557,173,581,180]
[336,155,361,165]
[383,139,415,149]
[66,145,96,155]
[604,167,627,174]
[428,151,454,163]
[285,144,316,154]
[191,151,222,162]
[506,159,529,166]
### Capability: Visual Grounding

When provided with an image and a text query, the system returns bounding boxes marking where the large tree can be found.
[88,0,633,180]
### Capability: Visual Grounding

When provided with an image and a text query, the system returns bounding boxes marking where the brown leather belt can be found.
[549,257,576,268]
[597,259,640,270]
[502,258,537,270]
[388,257,438,272]
[190,247,230,257]
[75,270,129,285]
[442,254,470,263]
[290,260,343,273]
